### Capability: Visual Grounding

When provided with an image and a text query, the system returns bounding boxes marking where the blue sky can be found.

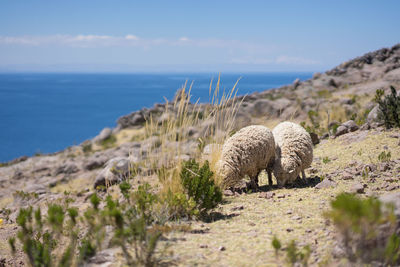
[0,0,399,72]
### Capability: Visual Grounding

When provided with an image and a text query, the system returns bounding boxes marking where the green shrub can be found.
[10,204,81,267]
[325,193,400,265]
[271,237,311,266]
[82,142,92,154]
[378,151,391,162]
[374,86,400,129]
[104,183,166,266]
[180,159,222,217]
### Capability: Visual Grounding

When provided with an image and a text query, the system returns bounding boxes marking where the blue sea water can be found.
[0,72,312,162]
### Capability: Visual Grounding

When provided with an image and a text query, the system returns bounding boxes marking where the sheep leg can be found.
[301,170,307,184]
[250,173,260,191]
[267,170,273,186]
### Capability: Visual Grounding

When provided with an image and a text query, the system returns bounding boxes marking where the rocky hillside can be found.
[0,44,399,266]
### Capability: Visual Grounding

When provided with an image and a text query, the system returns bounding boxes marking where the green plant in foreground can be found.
[271,237,311,266]
[322,156,331,164]
[180,159,222,217]
[374,86,400,129]
[9,204,80,267]
[378,151,391,162]
[325,193,400,265]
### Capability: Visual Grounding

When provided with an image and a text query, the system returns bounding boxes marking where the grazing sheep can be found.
[272,121,313,186]
[217,125,275,190]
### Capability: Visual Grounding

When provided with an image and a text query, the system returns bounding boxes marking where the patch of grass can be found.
[317,89,332,99]
[100,134,117,149]
[378,151,391,162]
[13,190,38,200]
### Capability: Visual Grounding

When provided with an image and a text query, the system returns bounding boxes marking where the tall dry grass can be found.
[142,74,243,194]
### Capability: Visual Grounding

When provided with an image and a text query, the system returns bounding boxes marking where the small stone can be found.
[315,178,337,189]
[379,162,391,172]
[231,205,244,211]
[298,198,303,201]
[342,120,359,132]
[342,173,353,180]
[286,228,294,232]
[386,184,399,191]
[249,222,256,226]
[223,189,234,196]
[218,246,226,251]
[199,244,208,248]
[335,125,349,137]
[277,194,286,199]
[286,210,293,215]
[292,216,302,221]
[259,191,275,199]
[350,182,364,194]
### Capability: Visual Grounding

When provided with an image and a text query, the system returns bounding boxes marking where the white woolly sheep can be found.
[272,121,313,186]
[217,125,275,189]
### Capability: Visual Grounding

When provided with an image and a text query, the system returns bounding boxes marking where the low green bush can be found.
[375,86,400,129]
[180,159,222,217]
[271,236,311,266]
[325,193,400,265]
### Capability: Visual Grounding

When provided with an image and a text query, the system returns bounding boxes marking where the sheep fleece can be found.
[272,121,313,185]
[218,125,275,187]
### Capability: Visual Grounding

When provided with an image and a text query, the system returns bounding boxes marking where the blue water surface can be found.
[0,72,312,162]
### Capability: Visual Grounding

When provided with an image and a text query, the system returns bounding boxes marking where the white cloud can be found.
[0,34,321,67]
[275,55,318,65]
[125,34,139,40]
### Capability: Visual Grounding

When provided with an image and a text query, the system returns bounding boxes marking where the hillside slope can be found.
[0,44,400,266]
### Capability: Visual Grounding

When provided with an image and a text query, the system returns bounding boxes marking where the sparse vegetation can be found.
[322,156,331,164]
[325,193,400,265]
[100,134,117,149]
[378,150,391,162]
[374,86,400,129]
[271,236,312,267]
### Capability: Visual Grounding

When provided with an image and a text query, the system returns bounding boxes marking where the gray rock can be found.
[85,156,108,170]
[379,192,400,217]
[342,120,359,132]
[24,184,47,195]
[54,163,79,175]
[360,122,370,131]
[94,157,132,188]
[350,182,364,194]
[93,127,112,143]
[117,111,146,128]
[335,125,349,137]
[315,178,337,189]
[367,105,383,123]
[340,98,355,105]
[293,78,301,89]
[259,192,275,199]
